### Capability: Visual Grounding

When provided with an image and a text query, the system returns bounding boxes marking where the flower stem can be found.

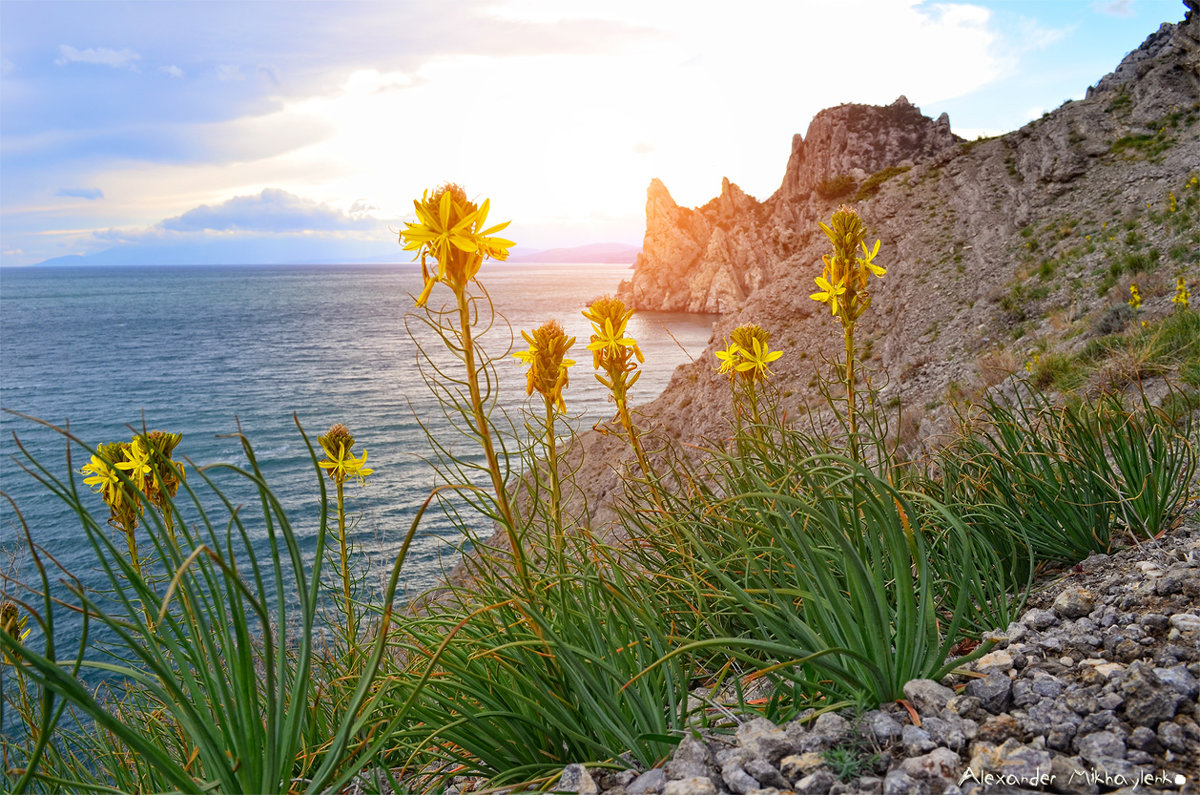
[845,321,858,461]
[335,477,353,641]
[455,288,530,591]
[544,396,563,556]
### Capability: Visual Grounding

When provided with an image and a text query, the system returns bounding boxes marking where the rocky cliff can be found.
[618,96,961,313]
[578,1,1200,525]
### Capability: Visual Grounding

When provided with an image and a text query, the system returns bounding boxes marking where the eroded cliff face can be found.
[618,96,962,313]
[573,3,1200,530]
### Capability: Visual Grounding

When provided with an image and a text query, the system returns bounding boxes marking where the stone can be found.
[779,752,827,781]
[1023,608,1058,630]
[968,738,1052,785]
[973,650,1015,675]
[1075,730,1126,765]
[666,736,713,781]
[719,764,760,795]
[922,715,975,752]
[736,718,794,763]
[1126,725,1161,753]
[964,673,1012,713]
[1121,662,1183,725]
[901,725,936,756]
[902,679,956,716]
[861,710,904,745]
[899,747,961,780]
[882,769,929,795]
[742,758,789,790]
[794,769,836,795]
[1157,720,1188,752]
[976,713,1022,744]
[662,777,716,795]
[1169,613,1200,633]
[558,764,599,795]
[1155,664,1200,699]
[1047,754,1099,794]
[627,769,666,795]
[1052,587,1096,619]
[811,712,851,744]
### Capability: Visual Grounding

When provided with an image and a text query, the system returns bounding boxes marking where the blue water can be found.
[0,263,714,605]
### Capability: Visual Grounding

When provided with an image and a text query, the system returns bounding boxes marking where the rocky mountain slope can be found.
[570,2,1200,516]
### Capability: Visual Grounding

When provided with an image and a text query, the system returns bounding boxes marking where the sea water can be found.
[0,262,713,605]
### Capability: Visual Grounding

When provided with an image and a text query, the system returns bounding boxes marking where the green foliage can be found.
[815,174,857,200]
[853,166,911,202]
[0,418,418,794]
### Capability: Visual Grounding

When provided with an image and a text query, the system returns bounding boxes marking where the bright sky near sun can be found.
[0,0,1188,267]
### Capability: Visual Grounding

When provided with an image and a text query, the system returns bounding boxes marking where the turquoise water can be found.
[0,263,713,602]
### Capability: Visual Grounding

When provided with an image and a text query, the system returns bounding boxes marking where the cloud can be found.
[632,142,654,155]
[160,64,184,78]
[215,64,243,81]
[1095,0,1135,16]
[257,64,281,86]
[159,188,372,233]
[56,187,104,200]
[54,45,140,70]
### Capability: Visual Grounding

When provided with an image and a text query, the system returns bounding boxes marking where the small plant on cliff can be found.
[815,173,857,200]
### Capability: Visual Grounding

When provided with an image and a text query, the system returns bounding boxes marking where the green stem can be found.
[845,321,858,461]
[336,478,353,642]
[544,397,563,557]
[455,287,530,591]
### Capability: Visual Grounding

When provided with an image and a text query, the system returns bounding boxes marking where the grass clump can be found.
[815,174,857,200]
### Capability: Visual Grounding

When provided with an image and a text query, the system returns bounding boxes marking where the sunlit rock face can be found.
[620,97,961,314]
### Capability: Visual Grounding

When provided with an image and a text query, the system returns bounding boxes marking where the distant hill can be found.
[30,241,637,268]
[508,243,640,264]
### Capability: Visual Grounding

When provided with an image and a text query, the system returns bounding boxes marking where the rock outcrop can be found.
[618,96,962,314]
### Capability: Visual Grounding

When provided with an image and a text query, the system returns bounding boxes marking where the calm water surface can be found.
[0,263,713,604]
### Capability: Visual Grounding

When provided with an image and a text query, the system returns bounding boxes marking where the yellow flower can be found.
[736,336,783,381]
[810,272,846,316]
[720,324,783,383]
[1173,277,1190,309]
[399,184,514,306]
[514,320,576,413]
[82,452,124,509]
[1,601,30,664]
[582,295,643,403]
[318,424,373,485]
[714,342,742,376]
[115,439,152,493]
[811,205,883,323]
[1128,283,1142,310]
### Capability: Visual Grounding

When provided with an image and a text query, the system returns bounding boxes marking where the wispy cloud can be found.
[215,64,243,81]
[54,44,141,70]
[1095,0,1135,17]
[56,187,105,200]
[160,64,184,78]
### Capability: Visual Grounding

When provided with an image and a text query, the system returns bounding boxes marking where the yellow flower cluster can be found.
[399,184,515,307]
[80,431,184,530]
[1,601,31,664]
[583,295,643,408]
[514,320,576,413]
[715,324,783,383]
[318,424,373,486]
[1173,277,1190,310]
[1024,353,1041,374]
[1128,283,1143,311]
[1168,192,1177,213]
[810,205,885,322]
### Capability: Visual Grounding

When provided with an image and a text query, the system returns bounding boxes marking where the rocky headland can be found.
[569,1,1199,529]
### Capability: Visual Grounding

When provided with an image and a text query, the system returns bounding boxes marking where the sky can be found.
[0,0,1189,267]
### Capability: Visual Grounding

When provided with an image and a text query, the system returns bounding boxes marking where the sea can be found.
[0,262,714,611]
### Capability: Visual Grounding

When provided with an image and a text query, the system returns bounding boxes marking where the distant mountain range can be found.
[30,240,640,268]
